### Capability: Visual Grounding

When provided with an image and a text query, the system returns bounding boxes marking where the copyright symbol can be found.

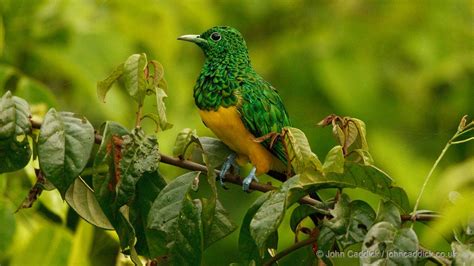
[316,250,324,257]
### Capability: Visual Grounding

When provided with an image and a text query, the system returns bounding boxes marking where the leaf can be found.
[130,170,168,258]
[302,162,410,213]
[97,63,124,103]
[284,127,323,174]
[147,171,201,231]
[116,128,160,208]
[38,109,94,197]
[0,91,32,173]
[169,198,203,266]
[203,199,237,248]
[322,145,345,174]
[124,53,147,104]
[452,242,474,264]
[317,226,336,266]
[173,128,198,160]
[374,200,401,227]
[154,87,173,131]
[65,176,114,230]
[290,204,321,233]
[322,194,376,249]
[197,137,233,170]
[361,222,418,266]
[239,192,274,264]
[147,171,204,265]
[250,176,306,249]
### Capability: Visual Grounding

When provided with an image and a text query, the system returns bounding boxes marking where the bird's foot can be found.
[242,167,258,192]
[218,153,238,189]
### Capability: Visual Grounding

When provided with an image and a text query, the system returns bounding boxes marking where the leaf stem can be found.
[135,103,143,128]
[411,115,473,223]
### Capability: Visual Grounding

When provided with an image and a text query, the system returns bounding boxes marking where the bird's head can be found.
[178,26,249,63]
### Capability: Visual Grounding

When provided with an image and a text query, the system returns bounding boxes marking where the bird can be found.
[178,26,291,191]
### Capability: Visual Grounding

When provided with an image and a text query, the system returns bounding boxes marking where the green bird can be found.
[178,26,291,191]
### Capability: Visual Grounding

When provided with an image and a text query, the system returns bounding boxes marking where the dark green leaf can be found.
[97,63,124,103]
[317,226,336,266]
[239,192,274,264]
[130,170,168,258]
[147,171,201,231]
[0,91,32,173]
[203,199,237,248]
[154,87,173,131]
[116,128,160,208]
[361,222,418,265]
[284,127,323,174]
[290,204,321,233]
[124,53,147,104]
[173,128,198,160]
[322,145,344,174]
[250,176,305,249]
[65,176,114,230]
[38,109,94,196]
[302,162,410,213]
[169,198,203,266]
[374,200,401,227]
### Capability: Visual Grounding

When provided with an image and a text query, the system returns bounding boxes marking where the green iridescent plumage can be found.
[187,26,291,165]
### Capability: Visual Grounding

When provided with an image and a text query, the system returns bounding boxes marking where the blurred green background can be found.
[0,0,472,265]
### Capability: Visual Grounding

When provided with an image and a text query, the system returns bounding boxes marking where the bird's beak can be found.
[177,34,207,44]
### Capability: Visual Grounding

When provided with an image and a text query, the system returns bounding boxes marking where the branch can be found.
[29,119,436,222]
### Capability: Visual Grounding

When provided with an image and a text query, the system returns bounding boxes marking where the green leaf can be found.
[147,171,203,265]
[322,194,376,248]
[147,171,201,231]
[361,222,418,266]
[197,137,233,170]
[116,128,160,208]
[317,226,336,266]
[452,242,474,264]
[97,63,124,103]
[374,200,401,227]
[203,199,237,248]
[124,53,147,104]
[169,198,203,265]
[173,128,198,160]
[65,176,114,230]
[239,192,274,264]
[38,109,94,197]
[303,162,410,213]
[130,170,167,258]
[154,87,173,131]
[0,91,32,173]
[322,145,345,174]
[290,204,321,233]
[250,176,305,250]
[284,127,323,174]
[92,121,129,217]
[91,121,139,260]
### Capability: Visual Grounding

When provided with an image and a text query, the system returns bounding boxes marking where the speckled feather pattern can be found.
[193,26,291,164]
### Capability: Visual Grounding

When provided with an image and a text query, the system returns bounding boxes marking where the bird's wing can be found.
[238,78,291,165]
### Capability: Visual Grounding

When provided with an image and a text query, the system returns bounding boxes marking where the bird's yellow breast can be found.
[198,106,277,175]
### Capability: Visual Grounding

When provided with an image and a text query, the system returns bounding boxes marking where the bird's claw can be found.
[218,153,238,189]
[242,167,258,192]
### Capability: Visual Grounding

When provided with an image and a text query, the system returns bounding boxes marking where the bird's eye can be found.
[210,32,221,42]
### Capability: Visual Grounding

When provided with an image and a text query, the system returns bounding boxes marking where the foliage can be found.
[0,1,473,265]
